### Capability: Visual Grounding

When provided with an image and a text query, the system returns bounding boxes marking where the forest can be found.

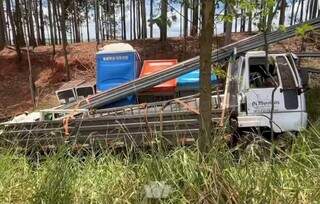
[0,0,318,49]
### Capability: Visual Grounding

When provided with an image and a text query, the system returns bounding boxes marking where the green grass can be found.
[0,123,320,203]
[0,88,319,203]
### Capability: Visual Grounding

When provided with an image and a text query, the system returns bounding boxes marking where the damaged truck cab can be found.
[234,51,308,133]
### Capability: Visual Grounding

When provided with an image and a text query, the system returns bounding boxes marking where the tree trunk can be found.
[183,1,188,37]
[102,5,105,41]
[137,0,141,38]
[141,0,147,39]
[190,0,199,36]
[5,11,11,44]
[305,0,311,21]
[6,0,17,48]
[0,0,6,50]
[133,0,136,39]
[33,0,41,45]
[123,0,126,40]
[248,11,252,32]
[15,0,25,46]
[52,0,58,44]
[294,0,301,23]
[150,0,153,38]
[23,6,36,108]
[26,0,37,47]
[130,0,132,40]
[85,1,90,42]
[120,0,123,39]
[73,0,80,43]
[59,0,70,81]
[113,3,116,39]
[48,0,55,58]
[240,9,244,32]
[199,0,214,154]
[95,0,100,48]
[48,0,55,46]
[224,1,232,45]
[180,3,183,37]
[300,0,304,21]
[39,0,45,44]
[160,0,167,42]
[291,0,296,25]
[14,0,24,60]
[310,0,317,19]
[279,0,286,25]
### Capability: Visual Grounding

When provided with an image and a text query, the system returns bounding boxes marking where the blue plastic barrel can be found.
[96,44,140,107]
[177,69,218,91]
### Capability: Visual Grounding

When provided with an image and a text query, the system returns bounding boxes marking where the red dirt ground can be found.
[0,33,318,120]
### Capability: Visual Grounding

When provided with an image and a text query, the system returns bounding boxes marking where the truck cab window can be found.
[276,56,296,89]
[276,56,299,110]
[248,57,279,88]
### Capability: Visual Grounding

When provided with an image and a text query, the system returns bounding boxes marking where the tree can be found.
[130,0,132,39]
[279,0,286,25]
[72,0,81,43]
[33,0,41,44]
[0,0,6,50]
[183,0,189,37]
[199,0,214,154]
[48,0,55,58]
[133,0,136,39]
[95,0,100,48]
[52,0,59,44]
[85,0,90,42]
[141,0,147,39]
[25,0,37,47]
[14,0,24,60]
[160,0,168,42]
[136,0,141,38]
[23,3,36,108]
[149,0,153,38]
[120,0,126,40]
[190,0,199,36]
[224,0,233,45]
[290,0,295,25]
[59,0,70,81]
[6,0,18,50]
[39,0,45,44]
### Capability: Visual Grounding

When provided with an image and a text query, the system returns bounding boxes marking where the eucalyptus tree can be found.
[0,0,5,50]
[199,0,215,154]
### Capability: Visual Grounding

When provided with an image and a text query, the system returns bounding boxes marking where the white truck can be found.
[231,51,308,135]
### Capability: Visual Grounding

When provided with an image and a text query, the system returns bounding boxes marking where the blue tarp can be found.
[177,69,218,91]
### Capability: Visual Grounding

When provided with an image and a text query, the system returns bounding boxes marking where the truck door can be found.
[244,54,304,132]
[245,56,282,115]
[276,56,299,110]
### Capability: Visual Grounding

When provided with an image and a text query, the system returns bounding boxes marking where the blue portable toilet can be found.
[177,67,218,95]
[96,43,141,107]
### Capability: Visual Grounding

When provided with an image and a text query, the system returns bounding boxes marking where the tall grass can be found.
[0,122,320,203]
[0,87,318,203]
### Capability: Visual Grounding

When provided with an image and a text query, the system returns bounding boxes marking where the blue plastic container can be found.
[177,68,218,91]
[96,47,140,107]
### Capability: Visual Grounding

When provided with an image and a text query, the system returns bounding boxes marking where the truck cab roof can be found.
[244,51,297,58]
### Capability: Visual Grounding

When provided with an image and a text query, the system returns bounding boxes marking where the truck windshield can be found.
[248,57,279,88]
